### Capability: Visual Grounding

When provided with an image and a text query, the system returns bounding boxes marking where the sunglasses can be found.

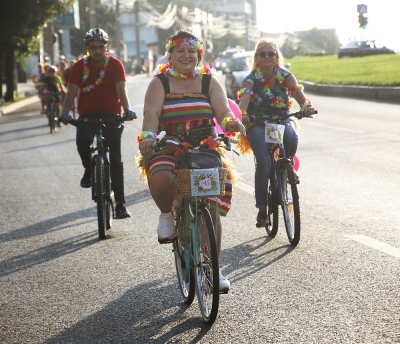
[258,51,277,58]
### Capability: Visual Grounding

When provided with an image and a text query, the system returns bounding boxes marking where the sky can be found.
[256,0,400,53]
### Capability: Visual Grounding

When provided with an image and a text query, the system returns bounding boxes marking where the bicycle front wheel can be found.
[95,155,107,240]
[173,199,195,304]
[194,205,219,324]
[281,165,300,246]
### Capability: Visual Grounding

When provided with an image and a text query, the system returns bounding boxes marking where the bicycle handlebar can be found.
[66,115,128,127]
[151,131,232,153]
[249,109,318,124]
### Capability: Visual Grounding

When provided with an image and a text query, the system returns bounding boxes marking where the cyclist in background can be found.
[60,28,135,219]
[42,66,65,120]
[237,38,315,227]
[35,63,48,114]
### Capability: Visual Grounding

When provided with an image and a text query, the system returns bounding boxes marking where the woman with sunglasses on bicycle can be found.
[236,38,315,227]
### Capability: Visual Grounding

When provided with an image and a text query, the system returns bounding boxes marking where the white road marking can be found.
[308,122,364,133]
[345,234,400,259]
[238,180,400,260]
[237,180,254,195]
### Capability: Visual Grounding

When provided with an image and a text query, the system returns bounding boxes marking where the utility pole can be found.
[116,0,121,59]
[89,0,96,28]
[134,0,141,74]
[43,22,54,65]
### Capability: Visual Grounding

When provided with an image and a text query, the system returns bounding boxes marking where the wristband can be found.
[236,87,254,100]
[220,116,235,132]
[136,130,157,143]
[300,98,313,110]
[240,109,249,117]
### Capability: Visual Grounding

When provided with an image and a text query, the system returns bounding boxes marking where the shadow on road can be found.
[42,277,215,344]
[0,232,98,277]
[221,236,295,284]
[0,189,152,244]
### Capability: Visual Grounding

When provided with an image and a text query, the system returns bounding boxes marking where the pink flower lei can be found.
[153,63,215,80]
[81,52,110,93]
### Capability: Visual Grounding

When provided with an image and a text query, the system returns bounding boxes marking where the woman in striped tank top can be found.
[136,29,246,292]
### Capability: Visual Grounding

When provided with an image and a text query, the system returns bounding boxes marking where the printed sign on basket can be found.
[190,168,220,197]
[265,123,285,144]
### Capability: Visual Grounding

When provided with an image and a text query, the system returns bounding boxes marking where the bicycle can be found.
[152,131,232,324]
[249,109,317,246]
[46,91,62,134]
[67,115,129,240]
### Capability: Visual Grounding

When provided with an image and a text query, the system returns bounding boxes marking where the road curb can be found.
[300,81,400,103]
[0,96,39,116]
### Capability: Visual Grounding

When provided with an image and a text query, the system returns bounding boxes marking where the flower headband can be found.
[165,37,204,56]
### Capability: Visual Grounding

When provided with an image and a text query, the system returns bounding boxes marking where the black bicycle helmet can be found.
[84,28,109,44]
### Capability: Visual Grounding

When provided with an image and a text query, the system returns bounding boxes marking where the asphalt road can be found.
[1,75,399,343]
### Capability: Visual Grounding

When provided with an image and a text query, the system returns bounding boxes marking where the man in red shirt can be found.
[60,28,136,219]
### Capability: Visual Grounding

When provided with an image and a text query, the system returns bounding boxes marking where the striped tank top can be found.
[156,74,215,134]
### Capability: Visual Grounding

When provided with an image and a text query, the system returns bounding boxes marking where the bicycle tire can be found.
[266,184,279,237]
[95,155,107,240]
[173,199,195,304]
[106,200,113,230]
[281,164,301,246]
[49,103,56,134]
[194,205,219,324]
[105,165,113,230]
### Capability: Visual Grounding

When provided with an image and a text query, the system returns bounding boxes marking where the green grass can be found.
[285,54,400,87]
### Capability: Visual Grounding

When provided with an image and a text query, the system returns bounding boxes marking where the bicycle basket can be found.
[174,168,228,198]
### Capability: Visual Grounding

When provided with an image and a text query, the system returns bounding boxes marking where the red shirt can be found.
[69,55,126,115]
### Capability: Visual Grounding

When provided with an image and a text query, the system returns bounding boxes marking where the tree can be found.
[0,0,74,101]
[69,0,116,59]
[296,27,341,56]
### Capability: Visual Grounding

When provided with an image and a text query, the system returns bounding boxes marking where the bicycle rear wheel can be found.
[194,205,219,324]
[173,199,195,304]
[281,164,300,246]
[266,184,279,237]
[95,155,107,240]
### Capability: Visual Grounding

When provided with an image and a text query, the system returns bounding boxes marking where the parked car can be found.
[215,48,244,71]
[223,51,254,100]
[338,40,395,58]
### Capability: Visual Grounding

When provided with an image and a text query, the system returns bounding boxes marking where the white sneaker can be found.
[157,212,175,244]
[219,272,230,294]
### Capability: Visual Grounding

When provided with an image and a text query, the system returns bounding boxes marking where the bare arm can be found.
[285,74,315,116]
[238,80,253,125]
[209,77,246,135]
[60,82,79,115]
[115,80,131,111]
[139,77,165,156]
